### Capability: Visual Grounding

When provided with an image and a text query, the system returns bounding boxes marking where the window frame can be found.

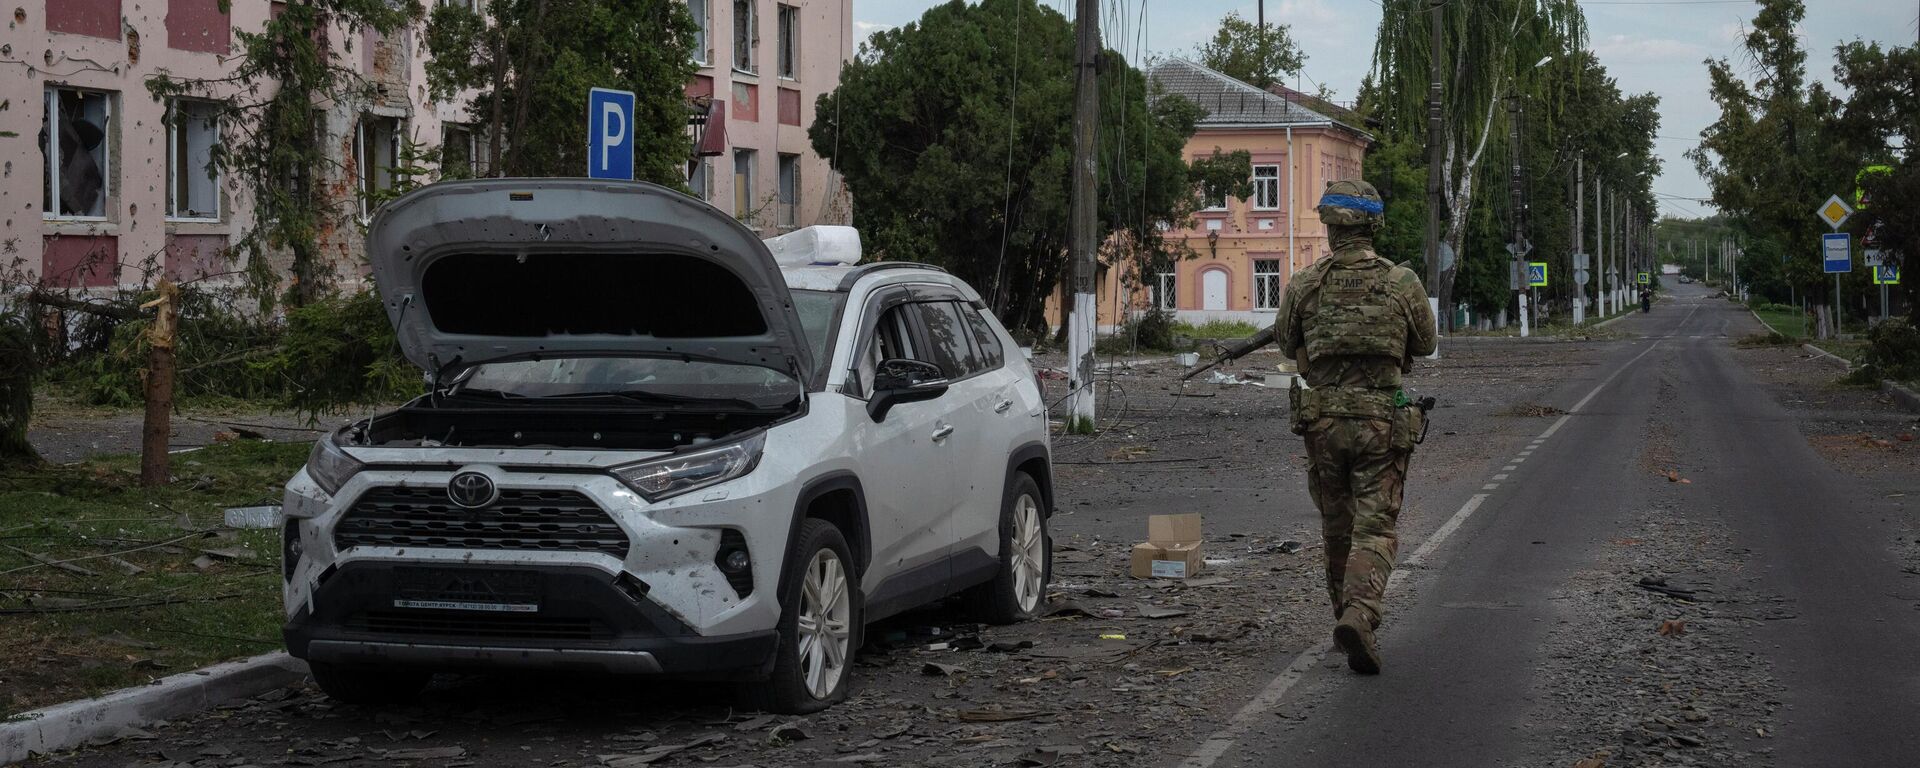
[776,152,800,228]
[1251,164,1281,211]
[1253,258,1283,311]
[732,0,758,74]
[776,3,799,80]
[961,303,1008,372]
[165,98,222,223]
[42,85,115,222]
[356,114,405,220]
[732,147,757,224]
[688,156,712,201]
[439,122,482,180]
[690,0,710,66]
[1156,272,1177,310]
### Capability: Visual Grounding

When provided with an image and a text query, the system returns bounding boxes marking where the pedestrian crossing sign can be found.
[1873,263,1900,285]
[1637,271,1651,285]
[1527,262,1548,287]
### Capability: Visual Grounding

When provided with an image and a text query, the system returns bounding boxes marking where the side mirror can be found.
[868,358,950,422]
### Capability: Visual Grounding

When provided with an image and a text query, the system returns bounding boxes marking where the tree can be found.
[1194,11,1304,89]
[425,0,696,183]
[1363,0,1594,324]
[1832,40,1920,324]
[148,0,423,307]
[813,0,1205,334]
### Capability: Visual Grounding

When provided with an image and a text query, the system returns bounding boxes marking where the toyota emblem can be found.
[447,471,498,509]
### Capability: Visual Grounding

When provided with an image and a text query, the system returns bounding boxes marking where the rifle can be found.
[1180,326,1277,381]
[1411,394,1438,444]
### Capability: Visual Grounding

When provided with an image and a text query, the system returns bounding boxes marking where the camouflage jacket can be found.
[1274,246,1437,391]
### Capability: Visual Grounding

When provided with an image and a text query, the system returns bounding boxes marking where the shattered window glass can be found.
[41,87,112,218]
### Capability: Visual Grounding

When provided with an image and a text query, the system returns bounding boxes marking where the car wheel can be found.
[308,661,431,705]
[964,472,1050,624]
[747,518,859,714]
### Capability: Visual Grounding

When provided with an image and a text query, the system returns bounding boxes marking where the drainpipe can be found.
[1287,126,1296,276]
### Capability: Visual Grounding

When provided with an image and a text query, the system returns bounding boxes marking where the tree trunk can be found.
[139,282,179,488]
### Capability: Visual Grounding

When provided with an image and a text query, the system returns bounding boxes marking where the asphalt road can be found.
[1197,283,1920,766]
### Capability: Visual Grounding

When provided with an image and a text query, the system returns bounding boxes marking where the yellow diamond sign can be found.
[1817,194,1853,230]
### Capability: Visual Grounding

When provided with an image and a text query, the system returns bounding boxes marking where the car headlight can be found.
[611,433,765,502]
[305,435,364,496]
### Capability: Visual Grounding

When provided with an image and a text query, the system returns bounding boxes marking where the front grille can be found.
[346,610,611,642]
[334,486,629,558]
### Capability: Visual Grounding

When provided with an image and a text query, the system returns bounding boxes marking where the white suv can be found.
[281,179,1053,713]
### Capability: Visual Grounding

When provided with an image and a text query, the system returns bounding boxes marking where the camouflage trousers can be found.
[1303,416,1412,629]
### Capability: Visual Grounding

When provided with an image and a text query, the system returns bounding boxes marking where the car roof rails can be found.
[835,261,948,291]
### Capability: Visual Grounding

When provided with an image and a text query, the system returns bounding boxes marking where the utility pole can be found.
[1507,95,1529,337]
[1573,157,1584,325]
[1424,0,1448,332]
[1065,0,1099,429]
[1597,178,1606,316]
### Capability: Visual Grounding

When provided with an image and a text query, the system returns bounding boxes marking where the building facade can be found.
[1077,59,1373,331]
[2,0,848,291]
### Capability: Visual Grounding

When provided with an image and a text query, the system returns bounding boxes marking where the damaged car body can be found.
[280,179,1054,713]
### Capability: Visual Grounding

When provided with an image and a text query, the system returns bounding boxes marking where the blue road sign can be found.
[587,87,636,180]
[1822,232,1851,273]
[1874,263,1900,285]
[1527,262,1548,287]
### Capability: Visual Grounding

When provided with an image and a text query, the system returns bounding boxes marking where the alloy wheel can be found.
[796,548,852,700]
[1011,493,1045,613]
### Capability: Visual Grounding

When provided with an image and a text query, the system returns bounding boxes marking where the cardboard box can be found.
[1129,513,1205,579]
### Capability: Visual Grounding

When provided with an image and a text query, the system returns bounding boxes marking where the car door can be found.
[946,302,1027,560]
[903,300,1003,571]
[848,297,966,596]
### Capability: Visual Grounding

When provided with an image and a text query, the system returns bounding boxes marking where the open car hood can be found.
[366,179,811,380]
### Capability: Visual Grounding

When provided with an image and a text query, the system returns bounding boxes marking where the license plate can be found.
[393,567,540,612]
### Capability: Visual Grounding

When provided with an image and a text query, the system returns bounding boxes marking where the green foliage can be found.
[1098,310,1182,354]
[0,310,39,463]
[259,292,423,419]
[1361,137,1428,271]
[814,0,1203,334]
[424,0,696,184]
[1194,11,1304,88]
[1173,319,1261,339]
[1847,318,1920,383]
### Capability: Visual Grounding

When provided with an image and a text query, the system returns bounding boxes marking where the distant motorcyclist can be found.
[1640,288,1651,313]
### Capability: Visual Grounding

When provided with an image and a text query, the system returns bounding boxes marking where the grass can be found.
[0,440,308,716]
[1752,306,1810,340]
[1172,319,1262,340]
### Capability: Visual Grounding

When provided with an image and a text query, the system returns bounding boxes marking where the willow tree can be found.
[1364,0,1586,317]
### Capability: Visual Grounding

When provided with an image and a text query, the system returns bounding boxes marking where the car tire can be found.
[745,518,860,714]
[963,472,1050,625]
[308,661,431,705]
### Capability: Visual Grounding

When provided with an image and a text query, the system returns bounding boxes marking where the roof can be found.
[1148,59,1370,138]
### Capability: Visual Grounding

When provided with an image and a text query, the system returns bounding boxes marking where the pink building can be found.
[2,0,849,291]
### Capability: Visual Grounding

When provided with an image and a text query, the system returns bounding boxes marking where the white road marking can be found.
[1494,474,1510,480]
[1176,337,1667,768]
[1513,457,1527,463]
[1503,465,1518,471]
[1483,483,1501,490]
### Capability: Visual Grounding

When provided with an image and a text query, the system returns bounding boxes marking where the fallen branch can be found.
[1,544,99,577]
[24,288,141,320]
[0,592,244,614]
[0,531,209,577]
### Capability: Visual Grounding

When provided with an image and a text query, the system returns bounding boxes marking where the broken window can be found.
[776,4,798,79]
[1254,258,1282,310]
[688,156,712,201]
[689,0,709,65]
[733,148,756,223]
[41,87,113,219]
[777,153,799,227]
[167,99,221,221]
[732,0,757,72]
[356,114,403,218]
[440,123,482,179]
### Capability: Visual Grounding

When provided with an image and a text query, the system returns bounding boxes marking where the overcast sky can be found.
[848,0,1920,221]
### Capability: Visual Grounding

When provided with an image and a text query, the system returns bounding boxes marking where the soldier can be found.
[1273,179,1436,674]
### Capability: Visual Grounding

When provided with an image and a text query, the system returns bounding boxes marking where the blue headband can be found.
[1317,193,1384,215]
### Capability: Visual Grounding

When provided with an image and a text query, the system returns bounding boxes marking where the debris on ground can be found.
[1508,403,1569,417]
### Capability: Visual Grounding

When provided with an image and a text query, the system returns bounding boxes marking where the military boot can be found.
[1332,611,1381,675]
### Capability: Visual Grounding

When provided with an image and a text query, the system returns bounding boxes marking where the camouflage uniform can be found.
[1272,180,1435,672]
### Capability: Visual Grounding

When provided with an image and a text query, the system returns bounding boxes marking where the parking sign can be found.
[587,88,636,180]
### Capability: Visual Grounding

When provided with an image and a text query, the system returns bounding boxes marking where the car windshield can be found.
[458,357,802,408]
[791,289,845,379]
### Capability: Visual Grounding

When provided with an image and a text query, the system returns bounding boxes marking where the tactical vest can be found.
[1301,256,1407,365]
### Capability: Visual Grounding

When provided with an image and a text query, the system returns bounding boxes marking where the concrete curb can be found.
[1,652,307,765]
[1882,380,1920,414]
[1800,343,1852,370]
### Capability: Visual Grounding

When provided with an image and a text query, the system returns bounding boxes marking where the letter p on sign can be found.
[587,88,636,180]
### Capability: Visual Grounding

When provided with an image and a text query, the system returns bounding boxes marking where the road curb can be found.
[1883,380,1920,414]
[0,652,307,765]
[1800,343,1852,370]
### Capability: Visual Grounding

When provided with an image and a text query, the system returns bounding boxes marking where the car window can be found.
[962,305,1007,371]
[854,303,921,396]
[912,301,980,380]
[791,289,845,381]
